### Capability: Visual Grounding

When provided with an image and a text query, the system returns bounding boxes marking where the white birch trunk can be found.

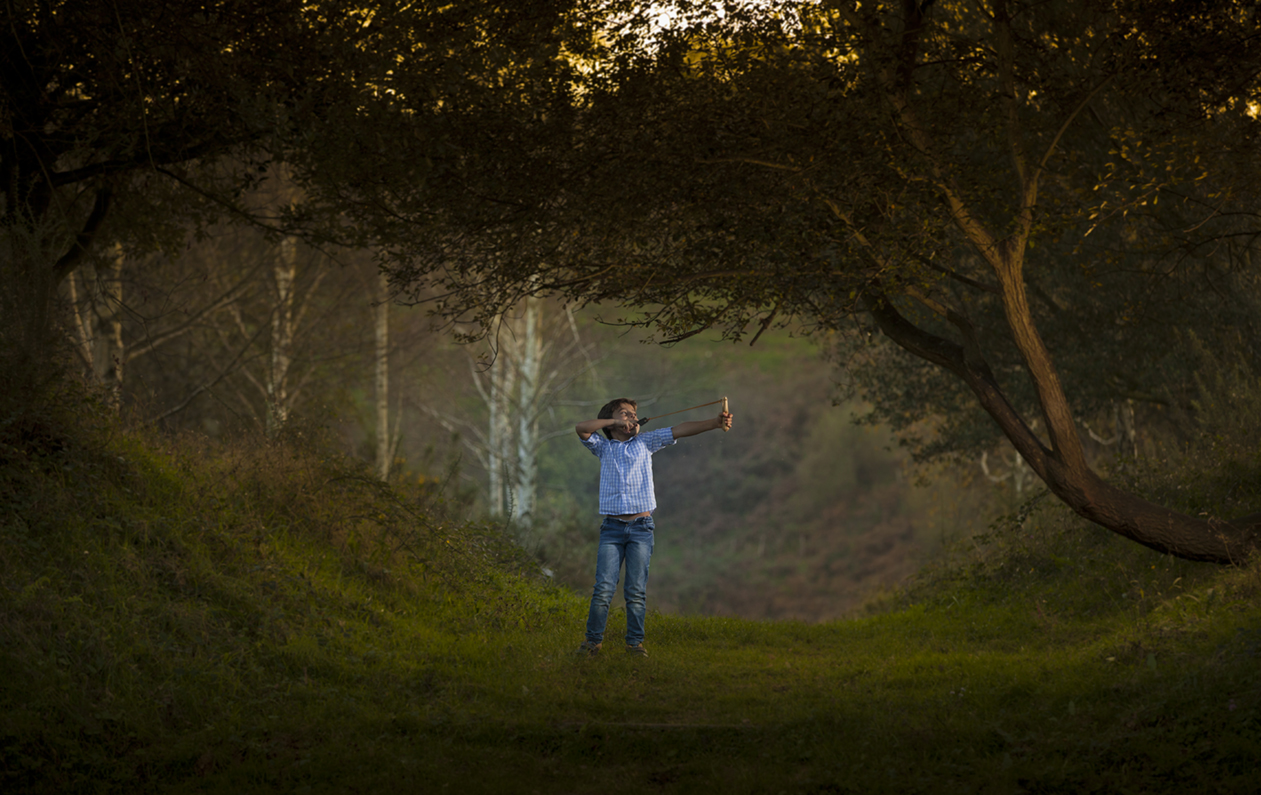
[65,244,125,411]
[375,269,391,480]
[94,245,124,411]
[266,236,298,436]
[453,296,596,523]
[65,270,95,380]
[1120,399,1138,459]
[486,328,517,516]
[513,296,543,525]
[486,361,503,515]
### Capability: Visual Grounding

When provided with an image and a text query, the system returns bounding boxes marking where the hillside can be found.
[3,412,1260,793]
[495,327,971,621]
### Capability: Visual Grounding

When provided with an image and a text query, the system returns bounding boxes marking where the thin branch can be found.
[696,156,804,172]
[993,0,1031,187]
[125,276,256,362]
[1034,77,1116,179]
[748,301,781,347]
[147,319,267,425]
[916,256,1001,295]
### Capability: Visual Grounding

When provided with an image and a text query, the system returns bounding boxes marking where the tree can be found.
[0,0,593,416]
[424,298,598,526]
[374,268,407,481]
[378,1,1261,562]
[2,0,305,399]
[65,244,125,409]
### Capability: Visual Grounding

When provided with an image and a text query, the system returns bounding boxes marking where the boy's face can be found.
[610,403,639,440]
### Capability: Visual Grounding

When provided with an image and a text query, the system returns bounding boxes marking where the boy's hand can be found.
[719,411,733,432]
[577,407,641,440]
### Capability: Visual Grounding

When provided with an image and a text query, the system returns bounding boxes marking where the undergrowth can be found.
[0,409,555,792]
[2,387,1261,793]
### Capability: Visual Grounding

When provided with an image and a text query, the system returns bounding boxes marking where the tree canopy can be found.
[0,0,592,399]
[8,0,1261,563]
[366,0,1261,562]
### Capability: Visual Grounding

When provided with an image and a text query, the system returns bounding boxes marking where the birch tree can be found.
[374,269,400,480]
[62,238,264,418]
[431,298,597,525]
[66,245,125,410]
[209,236,332,435]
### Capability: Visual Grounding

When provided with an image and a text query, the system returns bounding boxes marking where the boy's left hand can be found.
[718,411,733,431]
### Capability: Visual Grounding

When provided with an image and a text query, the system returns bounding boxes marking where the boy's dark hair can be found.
[597,398,637,439]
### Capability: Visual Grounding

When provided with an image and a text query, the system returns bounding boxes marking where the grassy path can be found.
[164,568,1261,794]
[4,429,1260,793]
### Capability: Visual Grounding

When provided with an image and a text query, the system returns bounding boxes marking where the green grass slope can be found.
[3,414,1260,793]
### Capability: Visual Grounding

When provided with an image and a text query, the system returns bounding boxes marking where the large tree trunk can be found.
[843,0,1261,564]
[865,288,1260,563]
[1,189,111,412]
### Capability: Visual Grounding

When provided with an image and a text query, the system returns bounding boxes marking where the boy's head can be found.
[598,398,638,439]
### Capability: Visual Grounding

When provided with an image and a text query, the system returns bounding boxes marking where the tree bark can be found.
[865,290,1260,563]
[265,237,298,437]
[513,296,543,526]
[375,269,391,480]
[91,245,125,412]
[844,1,1261,564]
[485,323,517,516]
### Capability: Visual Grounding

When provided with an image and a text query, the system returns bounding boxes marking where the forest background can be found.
[11,0,1261,619]
[91,227,993,622]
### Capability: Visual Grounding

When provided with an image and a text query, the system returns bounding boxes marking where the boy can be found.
[575,397,734,657]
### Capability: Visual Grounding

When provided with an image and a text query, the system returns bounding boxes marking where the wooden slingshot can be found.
[636,397,730,432]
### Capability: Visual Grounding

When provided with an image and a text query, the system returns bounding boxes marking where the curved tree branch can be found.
[51,187,113,285]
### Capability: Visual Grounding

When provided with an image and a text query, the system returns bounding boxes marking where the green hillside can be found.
[505,326,965,622]
[3,411,1260,793]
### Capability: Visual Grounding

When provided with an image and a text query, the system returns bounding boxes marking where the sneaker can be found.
[626,643,648,657]
[577,641,602,657]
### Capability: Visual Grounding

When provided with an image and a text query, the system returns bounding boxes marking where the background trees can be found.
[369,0,1261,562]
[12,0,1261,619]
[0,0,589,411]
[421,297,599,526]
[3,0,317,397]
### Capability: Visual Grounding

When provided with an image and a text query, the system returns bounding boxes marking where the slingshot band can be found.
[639,398,728,425]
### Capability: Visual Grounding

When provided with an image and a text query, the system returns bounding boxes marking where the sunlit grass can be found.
[3,414,1260,793]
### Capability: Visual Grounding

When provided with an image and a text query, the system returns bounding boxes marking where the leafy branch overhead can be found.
[362,1,1261,562]
[0,0,589,396]
[6,0,1261,563]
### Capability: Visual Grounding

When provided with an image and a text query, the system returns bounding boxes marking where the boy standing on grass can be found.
[575,397,734,657]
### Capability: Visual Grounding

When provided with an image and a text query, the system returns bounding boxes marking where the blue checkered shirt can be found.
[580,427,677,515]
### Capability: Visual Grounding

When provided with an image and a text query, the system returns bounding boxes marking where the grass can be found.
[3,409,1261,793]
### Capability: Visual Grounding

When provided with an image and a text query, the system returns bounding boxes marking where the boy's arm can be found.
[671,411,734,439]
[576,418,628,440]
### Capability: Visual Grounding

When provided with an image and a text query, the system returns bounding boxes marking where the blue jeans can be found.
[585,515,655,646]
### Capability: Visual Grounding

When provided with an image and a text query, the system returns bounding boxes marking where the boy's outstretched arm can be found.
[672,411,734,439]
